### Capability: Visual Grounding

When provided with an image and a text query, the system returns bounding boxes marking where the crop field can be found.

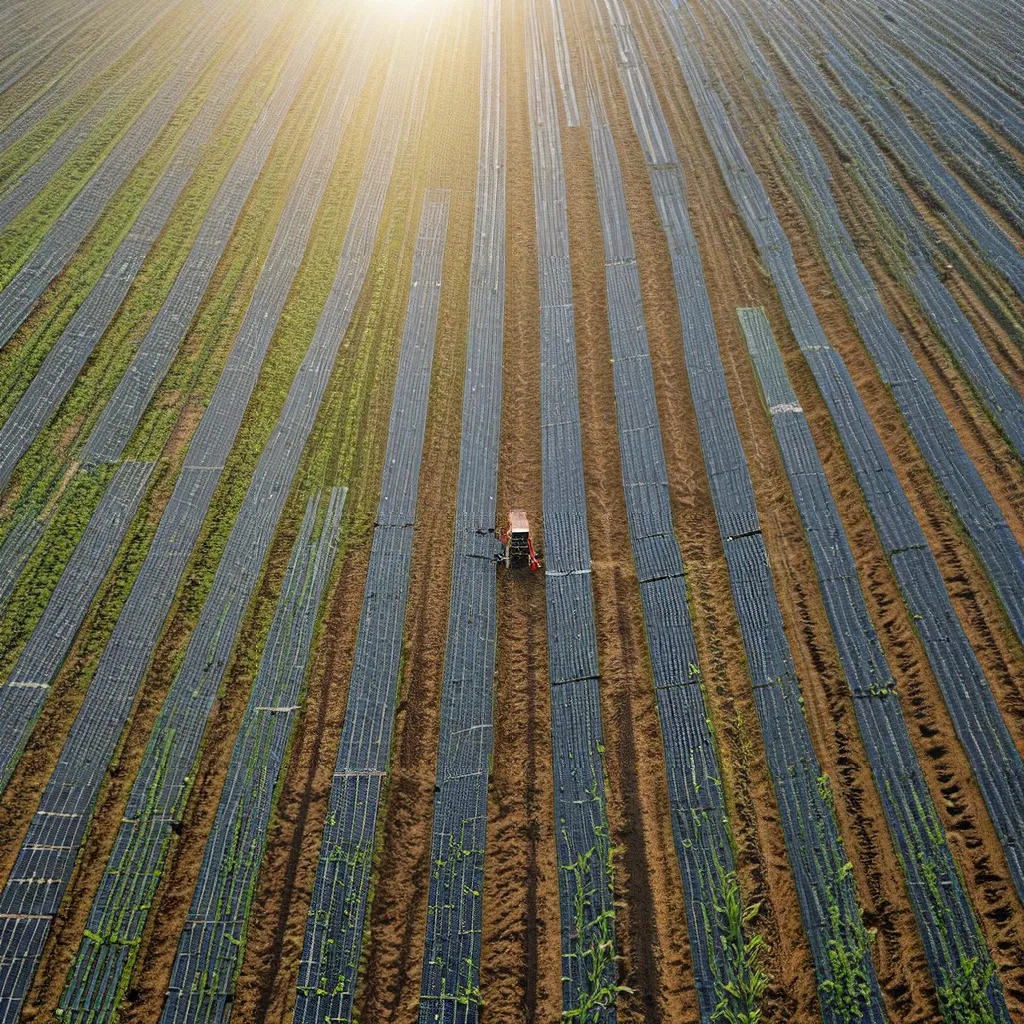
[2,0,1024,1021]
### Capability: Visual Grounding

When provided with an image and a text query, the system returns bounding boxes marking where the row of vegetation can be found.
[0,12,308,666]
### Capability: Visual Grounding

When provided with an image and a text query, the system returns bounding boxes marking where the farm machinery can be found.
[499,509,539,571]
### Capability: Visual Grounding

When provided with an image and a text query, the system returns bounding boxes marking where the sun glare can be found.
[368,0,433,16]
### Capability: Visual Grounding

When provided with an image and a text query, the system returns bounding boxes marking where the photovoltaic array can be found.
[0,0,248,347]
[58,30,402,1021]
[161,488,345,1024]
[526,1,618,1018]
[418,1,503,1018]
[296,189,450,1022]
[0,13,377,1017]
[741,306,1008,1019]
[80,22,320,467]
[720,0,1024,654]
[0,10,274,492]
[594,0,886,1016]
[583,58,740,1021]
[0,459,153,794]
[0,0,185,232]
[1,0,1023,1020]
[666,0,1024,902]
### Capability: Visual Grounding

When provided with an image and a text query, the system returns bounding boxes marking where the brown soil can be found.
[7,1,1024,1021]
[677,0,1024,1010]
[478,1,563,1019]
[554,9,698,1016]
[0,9,376,1019]
[356,8,482,1021]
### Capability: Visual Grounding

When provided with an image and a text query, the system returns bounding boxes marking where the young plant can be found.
[710,865,770,1024]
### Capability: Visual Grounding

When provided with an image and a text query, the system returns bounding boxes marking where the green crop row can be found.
[0,467,111,679]
[0,10,265,434]
[561,774,624,1024]
[0,18,322,681]
[0,0,131,127]
[0,0,203,192]
[0,60,202,286]
[129,24,349,655]
[884,778,1000,1024]
[0,16,291,508]
[704,860,770,1024]
[57,29,393,1006]
[160,30,393,730]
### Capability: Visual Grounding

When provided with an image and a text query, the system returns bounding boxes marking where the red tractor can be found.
[500,509,540,571]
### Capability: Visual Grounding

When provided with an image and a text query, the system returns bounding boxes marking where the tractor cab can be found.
[500,509,539,571]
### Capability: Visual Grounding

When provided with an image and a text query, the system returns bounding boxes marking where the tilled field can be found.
[0,0,1023,1021]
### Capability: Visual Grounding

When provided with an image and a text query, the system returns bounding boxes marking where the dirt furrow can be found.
[479,1,562,1017]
